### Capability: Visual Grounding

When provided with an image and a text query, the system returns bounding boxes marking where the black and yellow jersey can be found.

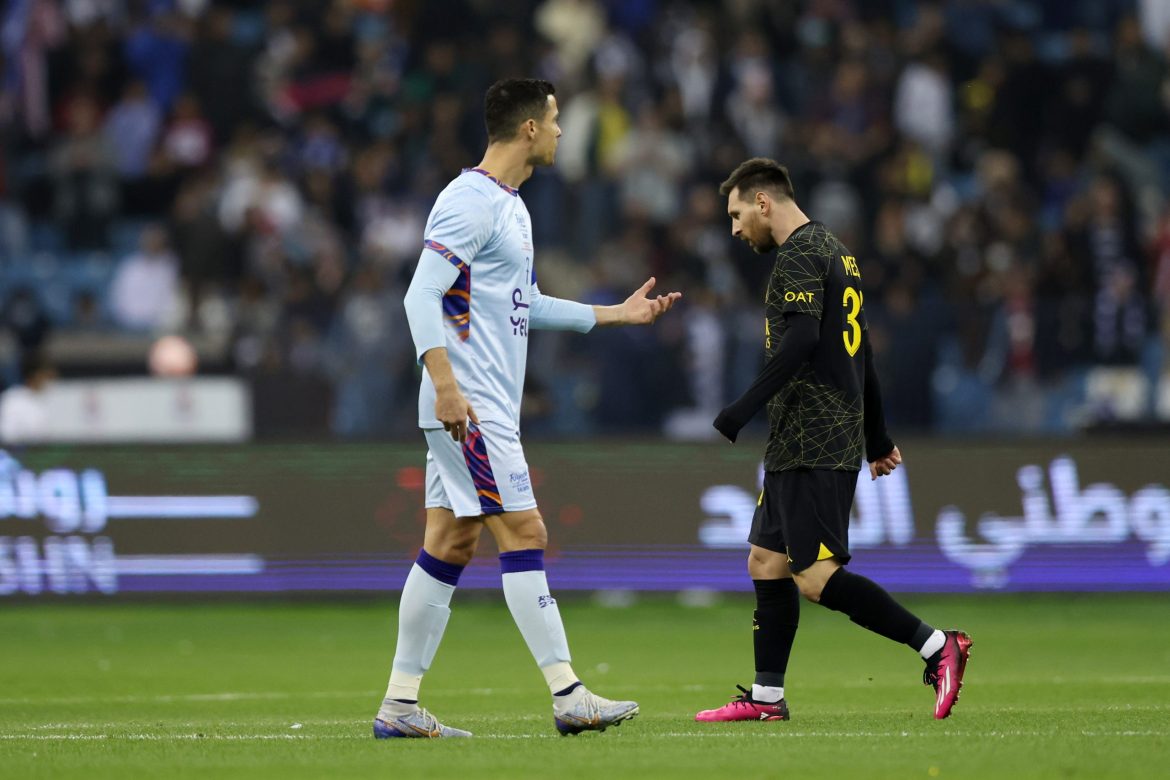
[763,221,868,472]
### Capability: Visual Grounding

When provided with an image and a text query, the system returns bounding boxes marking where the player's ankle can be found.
[552,684,588,711]
[751,683,784,703]
[378,697,420,719]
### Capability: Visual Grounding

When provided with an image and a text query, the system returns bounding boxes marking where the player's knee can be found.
[514,515,548,550]
[746,551,766,579]
[747,548,785,579]
[426,527,480,566]
[793,561,839,602]
[794,577,824,603]
[490,510,548,551]
[429,537,477,567]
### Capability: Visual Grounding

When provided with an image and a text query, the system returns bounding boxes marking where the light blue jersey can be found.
[404,167,596,430]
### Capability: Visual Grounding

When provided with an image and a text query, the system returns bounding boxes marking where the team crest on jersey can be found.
[514,213,530,240]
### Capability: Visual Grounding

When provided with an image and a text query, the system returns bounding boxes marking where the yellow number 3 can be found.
[842,287,863,357]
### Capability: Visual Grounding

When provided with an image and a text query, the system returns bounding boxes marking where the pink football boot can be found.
[695,685,790,722]
[923,630,973,719]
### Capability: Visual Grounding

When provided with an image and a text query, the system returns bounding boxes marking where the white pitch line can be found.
[0,691,366,706]
[0,687,692,706]
[483,730,1170,739]
[3,677,1169,708]
[1,686,1167,715]
[632,731,1170,739]
[0,735,355,741]
[0,730,1165,741]
[974,676,1170,686]
[26,720,360,730]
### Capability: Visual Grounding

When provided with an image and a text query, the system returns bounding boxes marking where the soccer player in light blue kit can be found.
[376,79,682,739]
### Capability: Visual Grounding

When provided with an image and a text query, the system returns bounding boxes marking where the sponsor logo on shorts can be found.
[509,471,532,494]
[538,595,556,608]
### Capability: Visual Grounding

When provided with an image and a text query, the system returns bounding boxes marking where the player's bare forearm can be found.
[422,347,478,441]
[593,276,682,326]
[421,347,459,392]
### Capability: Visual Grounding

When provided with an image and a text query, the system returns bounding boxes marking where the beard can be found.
[747,235,777,254]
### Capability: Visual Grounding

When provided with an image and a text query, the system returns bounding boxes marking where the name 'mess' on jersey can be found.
[764,221,867,472]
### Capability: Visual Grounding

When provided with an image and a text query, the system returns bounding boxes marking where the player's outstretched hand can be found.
[435,389,479,443]
[868,446,902,480]
[621,277,682,325]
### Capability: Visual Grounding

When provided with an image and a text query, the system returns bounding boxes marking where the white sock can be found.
[752,684,784,703]
[542,661,580,696]
[919,629,946,660]
[379,563,456,718]
[501,567,576,695]
[552,677,588,713]
[382,670,422,717]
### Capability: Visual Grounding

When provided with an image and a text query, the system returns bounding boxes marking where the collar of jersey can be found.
[464,167,519,196]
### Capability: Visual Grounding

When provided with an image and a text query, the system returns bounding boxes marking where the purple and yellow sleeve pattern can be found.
[404,185,494,361]
[426,239,473,342]
[403,243,463,364]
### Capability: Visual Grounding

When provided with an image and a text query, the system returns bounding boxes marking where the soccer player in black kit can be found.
[695,158,972,723]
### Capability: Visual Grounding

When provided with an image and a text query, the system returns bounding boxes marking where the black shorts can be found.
[748,468,859,572]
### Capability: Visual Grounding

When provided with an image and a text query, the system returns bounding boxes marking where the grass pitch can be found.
[1,594,1167,779]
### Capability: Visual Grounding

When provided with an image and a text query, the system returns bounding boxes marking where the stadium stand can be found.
[1,0,1168,438]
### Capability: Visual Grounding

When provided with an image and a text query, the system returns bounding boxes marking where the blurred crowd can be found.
[2,0,1170,438]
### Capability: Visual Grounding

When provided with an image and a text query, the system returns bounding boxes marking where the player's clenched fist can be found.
[868,446,902,480]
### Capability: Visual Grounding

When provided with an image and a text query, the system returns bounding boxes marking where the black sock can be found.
[752,578,800,690]
[817,568,933,649]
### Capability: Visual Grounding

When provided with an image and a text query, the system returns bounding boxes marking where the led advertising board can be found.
[2,440,1167,597]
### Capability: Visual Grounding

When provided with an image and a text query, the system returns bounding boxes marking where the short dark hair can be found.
[719,158,795,202]
[484,79,556,142]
